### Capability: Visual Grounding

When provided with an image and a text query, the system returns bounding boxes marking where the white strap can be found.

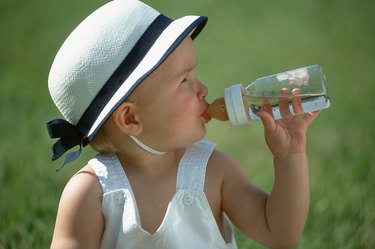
[176,140,215,191]
[130,136,167,155]
[89,154,130,194]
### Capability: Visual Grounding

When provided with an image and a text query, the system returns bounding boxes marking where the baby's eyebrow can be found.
[182,61,198,75]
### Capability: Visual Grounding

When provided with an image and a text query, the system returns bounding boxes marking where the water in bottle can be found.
[205,64,330,125]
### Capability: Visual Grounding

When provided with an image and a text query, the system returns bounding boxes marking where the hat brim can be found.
[76,15,207,141]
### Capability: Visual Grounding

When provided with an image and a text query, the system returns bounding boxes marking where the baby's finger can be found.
[258,110,276,132]
[291,88,303,115]
[260,97,274,118]
[303,110,321,125]
[279,88,292,118]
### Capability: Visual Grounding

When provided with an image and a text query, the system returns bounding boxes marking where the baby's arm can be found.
[221,109,320,248]
[50,166,104,249]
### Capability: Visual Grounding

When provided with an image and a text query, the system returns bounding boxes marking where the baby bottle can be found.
[206,64,330,125]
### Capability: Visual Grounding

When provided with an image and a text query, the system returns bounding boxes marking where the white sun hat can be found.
[46,0,207,166]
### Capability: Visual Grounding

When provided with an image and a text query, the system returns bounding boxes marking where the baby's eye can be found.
[181,71,195,84]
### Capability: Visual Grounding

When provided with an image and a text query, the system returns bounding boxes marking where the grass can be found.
[1,0,374,248]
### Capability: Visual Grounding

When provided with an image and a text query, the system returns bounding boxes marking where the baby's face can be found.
[128,37,210,150]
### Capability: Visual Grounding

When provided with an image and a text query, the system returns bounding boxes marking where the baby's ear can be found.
[112,102,142,136]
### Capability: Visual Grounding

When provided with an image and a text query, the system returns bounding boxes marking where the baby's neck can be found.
[116,148,185,177]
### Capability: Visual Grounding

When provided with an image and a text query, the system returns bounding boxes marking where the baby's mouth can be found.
[201,112,212,123]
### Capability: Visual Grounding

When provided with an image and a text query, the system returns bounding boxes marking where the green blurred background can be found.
[1,0,374,248]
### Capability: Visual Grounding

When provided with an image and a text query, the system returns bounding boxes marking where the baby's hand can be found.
[257,88,320,160]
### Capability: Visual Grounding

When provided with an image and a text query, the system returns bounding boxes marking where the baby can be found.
[47,0,320,248]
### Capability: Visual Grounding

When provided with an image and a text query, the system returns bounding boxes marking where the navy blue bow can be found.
[46,119,88,171]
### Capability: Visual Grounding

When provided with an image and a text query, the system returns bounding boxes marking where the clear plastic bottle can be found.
[221,64,330,125]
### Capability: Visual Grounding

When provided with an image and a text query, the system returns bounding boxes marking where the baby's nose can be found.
[197,81,208,101]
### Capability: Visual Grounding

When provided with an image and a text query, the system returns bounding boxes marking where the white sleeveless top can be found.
[89,140,237,249]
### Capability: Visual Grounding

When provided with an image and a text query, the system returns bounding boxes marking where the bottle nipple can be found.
[205,97,229,121]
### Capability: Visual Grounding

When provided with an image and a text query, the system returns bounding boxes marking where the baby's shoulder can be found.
[206,149,249,188]
[206,149,242,183]
[52,165,104,247]
[61,165,103,207]
[208,149,241,171]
